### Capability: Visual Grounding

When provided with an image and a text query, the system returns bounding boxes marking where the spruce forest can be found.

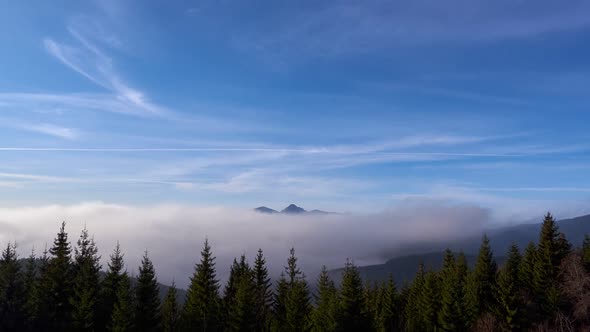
[1,213,590,332]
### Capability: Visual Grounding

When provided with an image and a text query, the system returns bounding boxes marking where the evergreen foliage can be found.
[438,249,463,331]
[161,281,180,332]
[0,242,26,331]
[519,241,537,294]
[311,266,338,332]
[34,247,52,330]
[404,263,425,332]
[583,233,590,271]
[110,271,134,332]
[253,249,273,332]
[272,272,289,331]
[99,243,126,332]
[134,252,161,332]
[363,281,381,331]
[183,239,221,332]
[418,270,440,331]
[285,249,312,332]
[273,248,311,332]
[227,265,257,332]
[70,227,102,331]
[495,243,523,330]
[22,249,40,331]
[464,234,497,324]
[336,260,371,331]
[46,221,74,331]
[377,274,399,332]
[223,255,251,327]
[534,212,570,316]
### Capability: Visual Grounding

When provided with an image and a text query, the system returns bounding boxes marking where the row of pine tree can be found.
[1,213,590,331]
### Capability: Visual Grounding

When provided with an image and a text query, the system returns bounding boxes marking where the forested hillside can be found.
[337,214,590,285]
[1,213,589,331]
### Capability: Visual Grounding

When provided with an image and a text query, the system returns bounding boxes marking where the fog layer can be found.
[0,200,490,288]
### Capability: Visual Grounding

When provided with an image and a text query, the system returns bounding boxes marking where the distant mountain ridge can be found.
[328,252,506,286]
[254,204,334,215]
[408,213,590,256]
[329,213,590,285]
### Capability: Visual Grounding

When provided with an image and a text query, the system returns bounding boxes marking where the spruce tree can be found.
[222,255,256,332]
[285,248,312,332]
[34,246,52,330]
[227,267,257,332]
[418,270,440,332]
[438,249,462,331]
[518,241,537,324]
[336,260,371,331]
[404,263,425,332]
[0,242,26,331]
[519,241,536,295]
[583,234,590,271]
[495,243,523,331]
[534,212,569,316]
[378,274,399,332]
[22,248,40,331]
[253,249,273,332]
[161,282,180,332]
[363,281,381,331]
[224,258,239,299]
[537,213,569,273]
[272,272,289,331]
[464,235,497,324]
[311,266,338,332]
[99,243,126,332]
[134,251,161,332]
[110,271,134,332]
[183,239,221,332]
[273,248,311,332]
[397,284,410,331]
[70,227,101,331]
[46,221,74,331]
[223,255,250,327]
[454,251,470,331]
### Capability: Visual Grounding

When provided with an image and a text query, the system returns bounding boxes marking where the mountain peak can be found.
[254,204,334,215]
[254,206,278,214]
[281,204,306,214]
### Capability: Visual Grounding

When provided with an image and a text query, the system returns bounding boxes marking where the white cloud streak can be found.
[43,22,167,117]
[0,172,81,183]
[20,123,79,140]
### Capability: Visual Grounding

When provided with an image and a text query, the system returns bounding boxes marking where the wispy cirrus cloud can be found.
[20,123,79,140]
[42,21,167,117]
[0,133,513,154]
[0,172,80,183]
[478,187,590,193]
[0,92,159,117]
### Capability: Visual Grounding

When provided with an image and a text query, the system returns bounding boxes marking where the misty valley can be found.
[1,212,590,331]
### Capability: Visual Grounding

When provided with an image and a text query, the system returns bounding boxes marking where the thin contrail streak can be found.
[0,147,524,157]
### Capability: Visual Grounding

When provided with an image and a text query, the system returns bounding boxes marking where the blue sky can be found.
[1,0,590,219]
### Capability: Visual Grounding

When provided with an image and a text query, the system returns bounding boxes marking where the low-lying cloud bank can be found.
[0,200,490,288]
